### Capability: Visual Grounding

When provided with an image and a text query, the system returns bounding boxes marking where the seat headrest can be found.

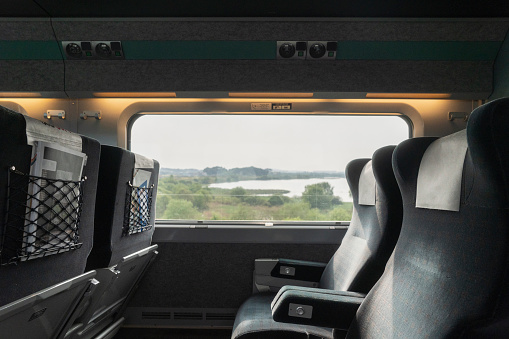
[415,129,468,211]
[358,160,376,206]
[135,153,155,169]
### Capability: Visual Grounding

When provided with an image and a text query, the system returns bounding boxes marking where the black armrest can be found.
[271,286,365,329]
[255,258,327,282]
[272,259,327,281]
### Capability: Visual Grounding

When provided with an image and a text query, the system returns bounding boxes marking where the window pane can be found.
[130,114,409,222]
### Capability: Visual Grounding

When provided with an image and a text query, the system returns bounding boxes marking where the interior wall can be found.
[0,98,476,146]
[490,29,509,100]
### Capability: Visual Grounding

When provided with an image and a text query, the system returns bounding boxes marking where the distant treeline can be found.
[160,166,344,183]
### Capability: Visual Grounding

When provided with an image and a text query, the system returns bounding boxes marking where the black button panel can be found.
[277,41,307,59]
[296,42,307,51]
[62,41,124,60]
[277,41,336,60]
[326,42,338,51]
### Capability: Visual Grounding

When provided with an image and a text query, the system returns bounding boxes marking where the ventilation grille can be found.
[206,312,236,321]
[140,310,236,322]
[142,311,171,320]
[174,312,203,320]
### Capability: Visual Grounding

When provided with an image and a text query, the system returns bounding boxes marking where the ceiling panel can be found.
[0,0,48,17]
[29,0,509,18]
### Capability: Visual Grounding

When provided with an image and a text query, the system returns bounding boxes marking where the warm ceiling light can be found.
[93,92,177,98]
[366,93,451,99]
[0,92,42,98]
[229,92,314,98]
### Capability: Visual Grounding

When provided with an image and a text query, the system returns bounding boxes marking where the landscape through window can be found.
[130,114,410,223]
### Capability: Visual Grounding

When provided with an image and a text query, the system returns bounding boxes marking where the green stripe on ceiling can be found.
[335,41,502,61]
[0,41,502,61]
[0,41,62,60]
[122,41,276,60]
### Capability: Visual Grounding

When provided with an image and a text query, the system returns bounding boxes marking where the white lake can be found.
[209,178,352,202]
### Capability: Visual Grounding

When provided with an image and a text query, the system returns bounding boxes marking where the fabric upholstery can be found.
[320,146,403,293]
[347,97,509,338]
[232,293,334,339]
[0,105,100,306]
[86,145,160,269]
[232,146,403,339]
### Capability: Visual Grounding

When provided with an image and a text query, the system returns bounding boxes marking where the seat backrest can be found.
[0,105,100,306]
[348,98,509,338]
[86,145,159,269]
[69,146,159,339]
[320,145,403,293]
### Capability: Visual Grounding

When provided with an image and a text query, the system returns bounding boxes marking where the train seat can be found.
[232,145,403,339]
[0,105,101,338]
[65,145,160,339]
[272,98,509,338]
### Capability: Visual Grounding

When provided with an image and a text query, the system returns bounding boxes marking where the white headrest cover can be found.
[135,153,154,169]
[358,160,376,206]
[416,129,467,211]
[23,115,82,151]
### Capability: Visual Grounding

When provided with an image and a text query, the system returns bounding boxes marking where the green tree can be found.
[230,186,247,198]
[302,182,342,210]
[231,205,256,220]
[192,189,212,211]
[268,194,285,206]
[328,205,353,221]
[162,199,200,219]
[155,194,170,218]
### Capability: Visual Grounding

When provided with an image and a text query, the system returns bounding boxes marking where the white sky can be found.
[130,114,409,172]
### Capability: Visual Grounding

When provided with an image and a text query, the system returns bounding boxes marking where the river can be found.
[209,177,352,202]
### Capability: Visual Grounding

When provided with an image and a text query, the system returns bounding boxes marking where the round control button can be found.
[296,307,305,316]
[309,43,326,58]
[279,43,296,58]
[284,267,291,274]
[95,43,112,57]
[66,43,82,58]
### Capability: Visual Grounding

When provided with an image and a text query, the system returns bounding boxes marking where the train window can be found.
[130,114,410,223]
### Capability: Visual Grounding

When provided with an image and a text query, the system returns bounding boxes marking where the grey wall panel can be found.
[128,242,338,309]
[490,30,509,100]
[64,60,493,95]
[0,19,55,40]
[52,19,509,42]
[0,60,64,91]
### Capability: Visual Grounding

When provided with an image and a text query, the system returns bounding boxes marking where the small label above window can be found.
[272,103,292,110]
[251,103,272,110]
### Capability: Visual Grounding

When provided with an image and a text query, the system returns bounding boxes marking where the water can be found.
[209,177,352,202]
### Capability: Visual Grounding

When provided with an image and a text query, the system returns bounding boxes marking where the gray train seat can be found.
[272,98,509,338]
[232,145,403,339]
[65,145,160,339]
[0,105,100,338]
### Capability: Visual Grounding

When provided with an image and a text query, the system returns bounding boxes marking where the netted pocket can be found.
[1,167,85,265]
[123,182,154,236]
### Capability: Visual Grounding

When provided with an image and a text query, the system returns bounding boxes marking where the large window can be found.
[130,114,410,223]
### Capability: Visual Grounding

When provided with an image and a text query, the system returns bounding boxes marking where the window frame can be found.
[127,111,412,227]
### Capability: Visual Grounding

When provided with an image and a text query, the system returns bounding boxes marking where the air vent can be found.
[173,312,203,320]
[142,311,172,320]
[205,312,236,321]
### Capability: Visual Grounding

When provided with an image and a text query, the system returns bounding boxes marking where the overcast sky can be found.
[130,115,409,172]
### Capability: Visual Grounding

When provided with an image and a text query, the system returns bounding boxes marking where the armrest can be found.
[271,286,365,329]
[254,259,327,292]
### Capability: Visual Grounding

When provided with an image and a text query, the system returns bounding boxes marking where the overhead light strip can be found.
[0,92,42,98]
[229,92,314,98]
[93,92,177,98]
[366,93,451,99]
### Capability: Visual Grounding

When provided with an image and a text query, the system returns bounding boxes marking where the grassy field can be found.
[156,175,353,222]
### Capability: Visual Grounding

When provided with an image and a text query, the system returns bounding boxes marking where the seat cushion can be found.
[232,293,333,339]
